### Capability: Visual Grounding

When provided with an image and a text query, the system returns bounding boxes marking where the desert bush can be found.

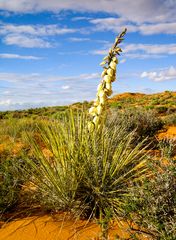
[164,113,176,125]
[109,102,122,109]
[145,105,155,110]
[150,99,160,105]
[0,158,23,215]
[125,157,176,239]
[0,118,37,140]
[107,108,163,145]
[158,137,176,159]
[156,106,168,114]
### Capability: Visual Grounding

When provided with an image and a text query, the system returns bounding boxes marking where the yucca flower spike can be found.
[88,28,127,131]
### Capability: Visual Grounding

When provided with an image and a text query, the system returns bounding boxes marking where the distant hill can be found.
[108,91,176,113]
[110,91,176,103]
[0,91,175,119]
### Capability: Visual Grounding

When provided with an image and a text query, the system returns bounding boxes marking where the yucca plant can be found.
[22,110,149,239]
[22,112,86,212]
[74,125,149,239]
[21,29,150,240]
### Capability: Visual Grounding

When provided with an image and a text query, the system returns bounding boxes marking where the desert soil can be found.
[0,213,151,240]
[157,126,176,139]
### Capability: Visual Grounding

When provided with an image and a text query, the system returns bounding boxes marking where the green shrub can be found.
[158,138,176,159]
[0,118,36,140]
[125,158,176,239]
[109,102,122,109]
[0,159,23,214]
[164,113,176,125]
[150,100,160,105]
[107,108,163,145]
[145,105,155,110]
[156,106,168,114]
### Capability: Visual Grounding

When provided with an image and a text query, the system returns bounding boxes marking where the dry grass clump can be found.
[22,110,149,239]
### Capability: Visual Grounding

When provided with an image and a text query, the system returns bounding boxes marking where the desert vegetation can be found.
[0,30,176,240]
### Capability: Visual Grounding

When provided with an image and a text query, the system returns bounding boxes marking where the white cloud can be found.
[0,99,12,106]
[0,2,176,36]
[90,17,140,35]
[0,23,76,36]
[125,53,163,59]
[0,53,42,59]
[2,90,10,94]
[141,66,176,82]
[139,22,176,35]
[91,49,108,55]
[90,17,130,32]
[3,34,52,48]
[120,59,126,64]
[0,22,77,48]
[123,43,176,59]
[0,72,100,83]
[69,37,90,42]
[0,0,175,24]
[72,16,92,21]
[89,17,176,35]
[61,85,70,90]
[0,72,42,83]
[123,43,176,55]
[92,43,176,59]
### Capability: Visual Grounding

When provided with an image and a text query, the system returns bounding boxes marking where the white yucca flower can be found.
[88,28,127,131]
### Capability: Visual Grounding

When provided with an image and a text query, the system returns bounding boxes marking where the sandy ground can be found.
[157,126,176,139]
[0,213,152,240]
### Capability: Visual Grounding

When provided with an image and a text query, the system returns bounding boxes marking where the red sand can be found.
[157,126,176,140]
[0,214,151,240]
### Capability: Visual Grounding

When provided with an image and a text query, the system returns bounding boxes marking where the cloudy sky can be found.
[0,0,176,111]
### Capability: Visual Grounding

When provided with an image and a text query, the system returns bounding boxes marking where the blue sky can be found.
[0,0,176,111]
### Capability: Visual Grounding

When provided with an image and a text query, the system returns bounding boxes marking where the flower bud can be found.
[93,98,99,106]
[100,61,106,66]
[110,61,116,70]
[99,95,106,104]
[106,89,113,96]
[103,56,109,61]
[104,75,112,83]
[97,104,103,115]
[112,57,118,63]
[107,68,114,77]
[105,83,112,90]
[111,76,116,82]
[116,47,122,52]
[98,90,105,98]
[93,116,100,125]
[89,107,97,115]
[97,83,103,91]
